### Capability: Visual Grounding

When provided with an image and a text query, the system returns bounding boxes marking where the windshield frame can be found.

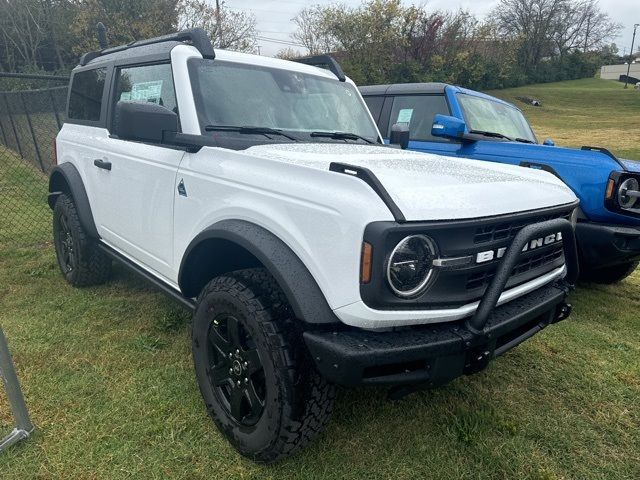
[187,58,382,146]
[456,93,538,144]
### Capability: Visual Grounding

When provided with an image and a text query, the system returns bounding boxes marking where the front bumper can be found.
[576,221,640,269]
[305,282,571,386]
[305,217,579,388]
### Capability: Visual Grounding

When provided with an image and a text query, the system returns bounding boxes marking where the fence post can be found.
[0,327,34,452]
[3,93,23,158]
[48,89,62,130]
[0,115,7,147]
[20,92,45,172]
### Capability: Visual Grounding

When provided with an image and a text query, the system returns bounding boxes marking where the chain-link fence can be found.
[0,73,69,245]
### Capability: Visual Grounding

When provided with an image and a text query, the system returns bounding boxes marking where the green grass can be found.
[1,78,639,479]
[488,78,640,159]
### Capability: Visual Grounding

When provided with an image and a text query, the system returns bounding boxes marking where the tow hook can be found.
[553,303,572,323]
[464,349,491,375]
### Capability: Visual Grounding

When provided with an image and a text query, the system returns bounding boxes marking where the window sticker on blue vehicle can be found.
[121,80,163,104]
[397,108,413,124]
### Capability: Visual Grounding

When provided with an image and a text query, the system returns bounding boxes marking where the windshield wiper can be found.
[310,131,375,144]
[515,137,536,144]
[204,125,301,142]
[468,129,513,141]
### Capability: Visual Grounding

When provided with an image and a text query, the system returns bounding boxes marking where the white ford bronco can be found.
[49,29,580,462]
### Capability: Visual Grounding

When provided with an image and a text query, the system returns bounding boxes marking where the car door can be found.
[383,94,461,156]
[90,62,185,281]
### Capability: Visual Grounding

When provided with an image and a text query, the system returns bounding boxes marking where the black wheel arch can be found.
[179,220,339,325]
[48,163,99,239]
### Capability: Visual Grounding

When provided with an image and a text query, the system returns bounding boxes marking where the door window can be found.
[112,63,178,128]
[388,95,450,141]
[68,68,107,122]
[363,96,384,123]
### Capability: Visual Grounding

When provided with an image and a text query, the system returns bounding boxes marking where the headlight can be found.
[386,235,437,298]
[618,177,639,210]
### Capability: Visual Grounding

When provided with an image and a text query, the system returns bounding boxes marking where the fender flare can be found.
[179,220,339,325]
[48,163,99,239]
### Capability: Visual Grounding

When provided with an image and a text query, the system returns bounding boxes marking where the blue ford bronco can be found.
[360,83,640,283]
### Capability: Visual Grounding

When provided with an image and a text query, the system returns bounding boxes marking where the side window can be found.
[68,68,107,122]
[388,95,451,142]
[112,63,178,127]
[363,95,384,123]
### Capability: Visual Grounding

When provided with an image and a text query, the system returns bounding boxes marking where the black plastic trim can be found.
[575,221,640,269]
[294,55,346,82]
[467,217,578,331]
[519,161,562,179]
[178,220,339,325]
[80,28,215,66]
[98,243,196,311]
[48,163,99,239]
[361,201,578,310]
[604,170,640,218]
[581,146,628,171]
[304,283,569,386]
[329,162,406,222]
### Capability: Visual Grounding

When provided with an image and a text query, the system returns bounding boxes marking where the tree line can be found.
[0,0,257,76]
[0,0,625,91]
[284,0,623,89]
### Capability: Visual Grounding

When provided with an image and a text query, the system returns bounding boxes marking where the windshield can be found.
[457,93,537,143]
[188,59,380,142]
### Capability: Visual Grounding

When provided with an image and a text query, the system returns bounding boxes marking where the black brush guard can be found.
[304,218,578,389]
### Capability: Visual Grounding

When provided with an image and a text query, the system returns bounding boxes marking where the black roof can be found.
[77,28,214,70]
[359,82,448,95]
[80,41,180,69]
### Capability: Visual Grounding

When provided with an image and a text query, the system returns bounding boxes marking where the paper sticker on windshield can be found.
[129,80,163,104]
[397,108,413,124]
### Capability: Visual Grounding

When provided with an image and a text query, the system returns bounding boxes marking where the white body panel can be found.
[56,44,578,330]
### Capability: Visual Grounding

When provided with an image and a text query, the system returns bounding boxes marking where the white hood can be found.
[245,144,577,221]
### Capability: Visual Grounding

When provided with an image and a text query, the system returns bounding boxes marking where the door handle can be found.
[93,159,112,171]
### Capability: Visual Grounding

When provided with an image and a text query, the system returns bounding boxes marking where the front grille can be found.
[466,245,564,290]
[474,211,571,244]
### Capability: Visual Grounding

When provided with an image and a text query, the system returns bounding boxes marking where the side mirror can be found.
[389,123,410,150]
[543,138,555,146]
[113,101,178,143]
[431,114,466,140]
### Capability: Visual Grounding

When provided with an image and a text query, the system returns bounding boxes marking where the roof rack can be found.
[294,55,346,82]
[79,27,215,66]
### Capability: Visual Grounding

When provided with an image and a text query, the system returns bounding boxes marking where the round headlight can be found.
[387,235,437,298]
[618,177,639,210]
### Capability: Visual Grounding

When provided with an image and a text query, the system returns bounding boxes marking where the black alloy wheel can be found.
[54,211,76,274]
[207,314,266,426]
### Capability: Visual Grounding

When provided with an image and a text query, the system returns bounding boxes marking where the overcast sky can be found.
[225,0,639,57]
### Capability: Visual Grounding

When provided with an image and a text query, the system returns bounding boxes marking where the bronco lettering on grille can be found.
[475,232,563,264]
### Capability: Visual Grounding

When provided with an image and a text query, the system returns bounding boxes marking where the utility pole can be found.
[624,23,639,89]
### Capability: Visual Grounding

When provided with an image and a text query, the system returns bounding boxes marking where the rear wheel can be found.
[53,193,111,287]
[581,261,639,284]
[192,268,335,463]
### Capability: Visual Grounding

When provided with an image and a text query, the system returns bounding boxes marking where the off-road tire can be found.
[53,193,111,287]
[192,268,336,463]
[582,261,639,284]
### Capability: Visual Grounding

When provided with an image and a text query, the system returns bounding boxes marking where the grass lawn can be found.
[1,78,639,479]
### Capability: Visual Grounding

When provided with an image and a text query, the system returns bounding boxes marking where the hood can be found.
[245,143,577,221]
[621,158,640,172]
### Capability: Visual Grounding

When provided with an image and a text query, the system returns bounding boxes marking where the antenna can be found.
[96,22,108,49]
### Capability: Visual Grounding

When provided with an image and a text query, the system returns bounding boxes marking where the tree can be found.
[178,0,257,53]
[493,0,621,74]
[0,0,48,70]
[69,0,180,55]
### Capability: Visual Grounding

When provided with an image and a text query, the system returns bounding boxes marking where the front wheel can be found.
[192,268,335,463]
[581,261,639,284]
